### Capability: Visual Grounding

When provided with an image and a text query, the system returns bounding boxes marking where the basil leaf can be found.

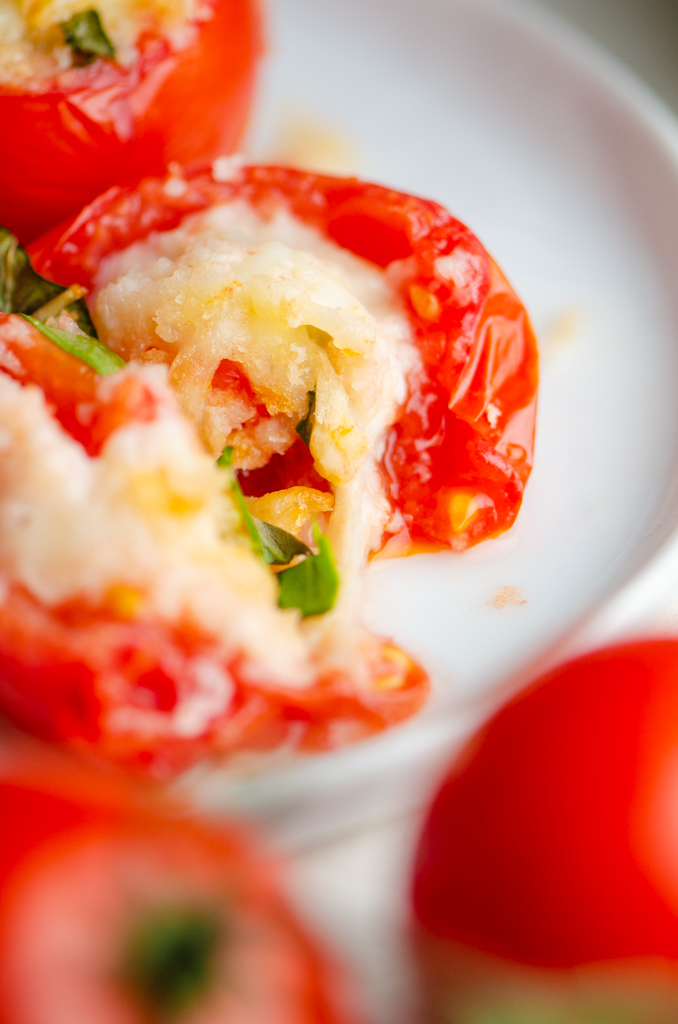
[295,391,315,447]
[253,518,310,565]
[61,9,115,65]
[217,446,312,566]
[0,226,97,337]
[0,229,58,314]
[230,481,266,561]
[21,315,125,376]
[278,527,339,617]
[216,446,234,468]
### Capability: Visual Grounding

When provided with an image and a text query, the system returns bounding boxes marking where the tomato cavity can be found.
[327,207,414,266]
[238,439,332,497]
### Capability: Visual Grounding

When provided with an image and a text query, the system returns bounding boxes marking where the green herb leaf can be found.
[295,390,315,447]
[21,315,125,376]
[216,446,234,468]
[254,518,311,565]
[230,480,266,561]
[278,526,339,617]
[0,226,97,336]
[61,9,115,65]
[218,446,313,566]
[122,907,221,1018]
[218,447,262,553]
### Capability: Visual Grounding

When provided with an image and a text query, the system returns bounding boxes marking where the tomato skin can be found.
[0,577,427,780]
[30,164,538,552]
[412,640,678,973]
[0,313,158,455]
[0,749,360,1024]
[0,0,260,244]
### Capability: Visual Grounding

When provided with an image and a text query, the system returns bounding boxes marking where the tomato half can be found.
[0,312,428,776]
[412,640,678,1021]
[0,0,260,244]
[0,745,359,1024]
[31,164,538,552]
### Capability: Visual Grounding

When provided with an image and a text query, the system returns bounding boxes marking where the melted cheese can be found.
[95,201,419,574]
[93,197,421,606]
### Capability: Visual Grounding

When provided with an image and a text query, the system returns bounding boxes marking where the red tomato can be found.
[0,312,158,455]
[0,744,360,1024]
[0,0,260,244]
[30,164,538,552]
[412,640,678,1019]
[0,573,428,775]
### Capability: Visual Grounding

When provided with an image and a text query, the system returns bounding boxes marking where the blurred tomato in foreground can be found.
[412,640,678,1023]
[0,742,359,1024]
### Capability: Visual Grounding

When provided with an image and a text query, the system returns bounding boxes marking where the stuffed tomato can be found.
[0,0,259,243]
[0,164,535,775]
[0,744,360,1024]
[32,165,539,552]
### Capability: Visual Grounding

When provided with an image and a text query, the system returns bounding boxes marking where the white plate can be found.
[181,0,678,843]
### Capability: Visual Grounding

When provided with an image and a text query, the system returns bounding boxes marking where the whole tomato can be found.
[412,640,678,1022]
[0,742,359,1024]
[0,0,260,243]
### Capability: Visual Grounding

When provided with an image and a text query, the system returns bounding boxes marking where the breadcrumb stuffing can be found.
[0,0,207,86]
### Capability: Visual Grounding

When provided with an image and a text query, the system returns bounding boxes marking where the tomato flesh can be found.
[412,640,678,968]
[0,564,426,779]
[0,313,157,455]
[238,440,333,497]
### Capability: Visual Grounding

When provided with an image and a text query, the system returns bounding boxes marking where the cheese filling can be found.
[0,0,206,86]
[95,201,419,574]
